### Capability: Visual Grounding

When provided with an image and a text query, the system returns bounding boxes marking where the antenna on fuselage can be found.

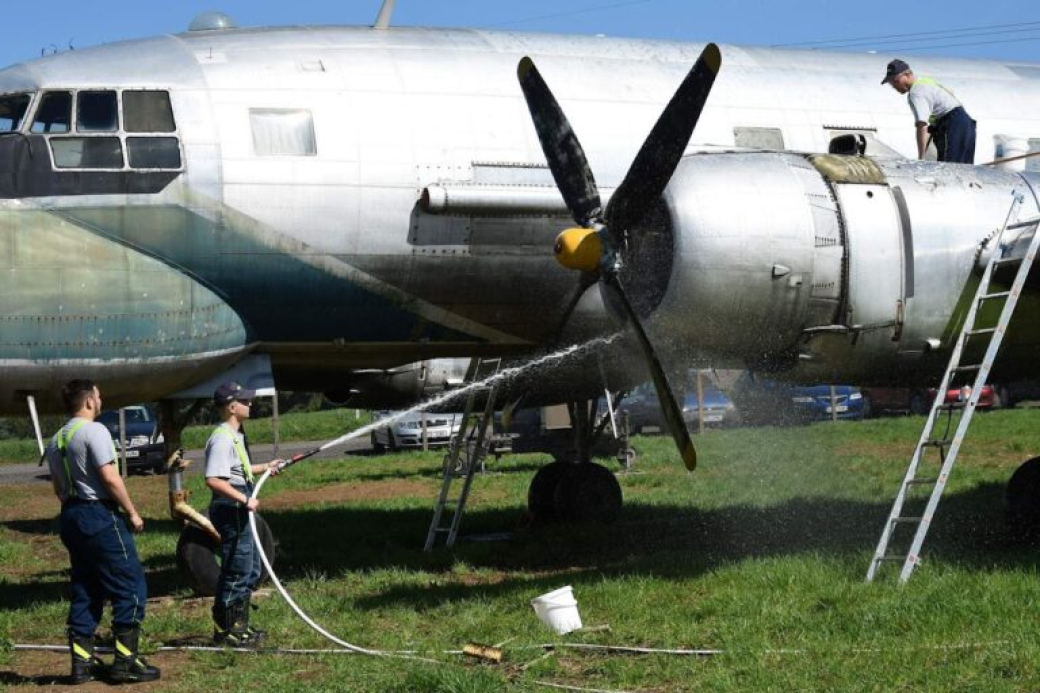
[373,0,396,29]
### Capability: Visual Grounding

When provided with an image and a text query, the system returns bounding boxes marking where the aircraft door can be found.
[836,183,905,344]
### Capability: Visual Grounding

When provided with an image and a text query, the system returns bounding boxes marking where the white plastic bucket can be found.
[530,585,582,635]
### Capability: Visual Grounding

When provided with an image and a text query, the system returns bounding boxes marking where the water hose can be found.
[244,338,622,661]
[249,465,438,663]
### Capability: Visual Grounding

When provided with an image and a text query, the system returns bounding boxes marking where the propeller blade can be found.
[604,277,697,471]
[517,57,602,227]
[605,43,721,236]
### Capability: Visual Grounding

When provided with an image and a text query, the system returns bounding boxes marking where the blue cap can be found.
[882,59,910,84]
[214,381,256,404]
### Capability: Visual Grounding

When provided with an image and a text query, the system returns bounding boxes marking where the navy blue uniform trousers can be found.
[933,106,976,164]
[210,486,261,607]
[59,500,147,637]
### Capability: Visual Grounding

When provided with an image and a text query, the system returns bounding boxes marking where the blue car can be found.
[732,376,865,425]
[784,384,865,421]
[620,381,739,433]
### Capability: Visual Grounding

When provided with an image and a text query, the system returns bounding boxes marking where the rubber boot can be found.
[68,631,107,685]
[108,626,160,683]
[212,601,258,649]
[244,601,267,644]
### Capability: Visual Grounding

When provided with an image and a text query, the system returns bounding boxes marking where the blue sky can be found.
[2,0,1037,69]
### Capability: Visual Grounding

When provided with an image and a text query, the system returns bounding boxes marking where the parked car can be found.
[370,410,464,451]
[620,381,739,433]
[991,380,1039,408]
[783,384,865,421]
[732,376,865,424]
[96,405,165,474]
[860,385,996,417]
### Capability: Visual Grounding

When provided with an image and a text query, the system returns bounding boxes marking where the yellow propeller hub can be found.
[553,227,603,272]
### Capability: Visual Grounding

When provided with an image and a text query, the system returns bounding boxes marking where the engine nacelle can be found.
[323,358,470,408]
[630,152,1040,385]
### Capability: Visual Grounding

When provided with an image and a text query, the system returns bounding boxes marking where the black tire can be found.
[908,391,928,416]
[553,462,623,524]
[388,431,399,452]
[527,461,571,522]
[176,512,275,597]
[370,430,385,453]
[1007,457,1040,543]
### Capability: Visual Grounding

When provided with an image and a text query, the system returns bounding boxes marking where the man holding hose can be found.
[204,381,283,648]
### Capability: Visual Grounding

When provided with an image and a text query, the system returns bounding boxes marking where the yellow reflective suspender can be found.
[914,76,958,125]
[55,420,89,498]
[215,424,253,483]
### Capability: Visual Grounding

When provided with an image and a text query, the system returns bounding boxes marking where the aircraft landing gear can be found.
[525,398,626,524]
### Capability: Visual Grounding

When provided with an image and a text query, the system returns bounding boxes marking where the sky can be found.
[1,0,1037,69]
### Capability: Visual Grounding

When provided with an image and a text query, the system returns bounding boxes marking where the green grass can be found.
[3,408,1040,691]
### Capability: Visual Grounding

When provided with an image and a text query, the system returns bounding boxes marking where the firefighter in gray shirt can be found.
[882,58,976,163]
[46,379,159,684]
[204,381,283,647]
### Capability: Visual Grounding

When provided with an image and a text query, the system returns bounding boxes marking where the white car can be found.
[370,411,463,452]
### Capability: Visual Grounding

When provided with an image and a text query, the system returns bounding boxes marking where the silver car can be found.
[370,411,463,452]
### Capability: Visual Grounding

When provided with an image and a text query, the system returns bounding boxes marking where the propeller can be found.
[517,44,721,471]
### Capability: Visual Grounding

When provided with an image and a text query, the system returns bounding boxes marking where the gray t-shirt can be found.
[204,424,251,488]
[46,418,116,501]
[907,78,962,125]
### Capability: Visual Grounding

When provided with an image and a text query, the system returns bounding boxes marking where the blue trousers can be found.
[210,489,261,607]
[59,501,147,637]
[933,107,976,164]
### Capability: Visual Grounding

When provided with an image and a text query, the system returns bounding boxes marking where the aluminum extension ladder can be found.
[867,194,1040,583]
[424,357,503,551]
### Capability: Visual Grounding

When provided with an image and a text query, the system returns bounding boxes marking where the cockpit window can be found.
[31,91,71,133]
[123,91,175,133]
[0,93,31,132]
[77,91,118,132]
[51,137,124,169]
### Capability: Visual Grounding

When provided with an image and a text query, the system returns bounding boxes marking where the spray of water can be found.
[309,333,621,457]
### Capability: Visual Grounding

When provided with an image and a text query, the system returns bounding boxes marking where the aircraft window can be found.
[126,137,181,169]
[249,108,316,156]
[734,127,784,151]
[77,90,118,132]
[31,91,71,133]
[50,137,124,169]
[123,91,175,133]
[0,93,31,132]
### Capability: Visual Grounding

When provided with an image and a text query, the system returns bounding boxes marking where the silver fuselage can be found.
[0,26,1038,411]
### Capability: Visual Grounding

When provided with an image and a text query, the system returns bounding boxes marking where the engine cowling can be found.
[623,152,1040,385]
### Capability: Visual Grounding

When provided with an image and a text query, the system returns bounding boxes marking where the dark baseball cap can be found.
[881,59,910,84]
[214,381,256,404]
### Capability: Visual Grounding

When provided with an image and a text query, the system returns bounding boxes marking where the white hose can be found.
[249,468,439,664]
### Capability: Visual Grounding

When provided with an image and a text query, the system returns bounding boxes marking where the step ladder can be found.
[867,194,1040,583]
[424,357,503,551]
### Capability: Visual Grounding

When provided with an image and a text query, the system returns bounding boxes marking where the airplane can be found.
[1,6,1040,532]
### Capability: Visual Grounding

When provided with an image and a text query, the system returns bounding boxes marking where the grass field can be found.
[3,409,1040,691]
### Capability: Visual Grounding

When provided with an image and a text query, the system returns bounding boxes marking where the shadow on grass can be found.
[3,480,1036,610]
[0,671,67,686]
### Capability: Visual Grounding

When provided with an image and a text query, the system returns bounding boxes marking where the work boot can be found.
[212,601,258,649]
[108,626,160,683]
[67,631,107,685]
[244,601,267,644]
